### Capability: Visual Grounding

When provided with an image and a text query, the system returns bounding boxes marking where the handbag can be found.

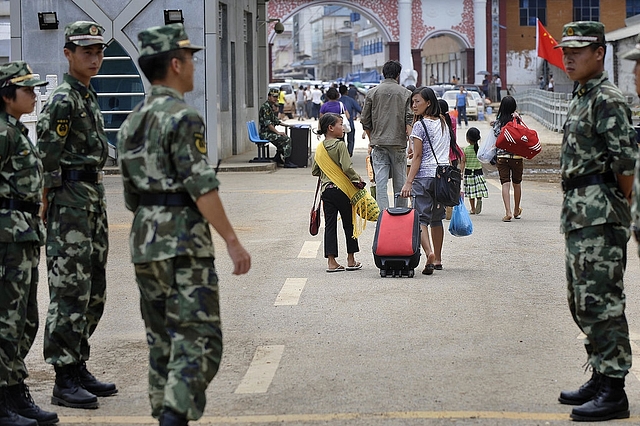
[448,196,473,237]
[339,102,352,133]
[419,119,461,207]
[309,177,321,236]
[495,117,542,159]
[477,129,497,164]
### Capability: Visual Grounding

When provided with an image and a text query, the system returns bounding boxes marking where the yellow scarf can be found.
[315,141,379,238]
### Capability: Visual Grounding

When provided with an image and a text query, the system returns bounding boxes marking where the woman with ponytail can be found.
[400,87,450,275]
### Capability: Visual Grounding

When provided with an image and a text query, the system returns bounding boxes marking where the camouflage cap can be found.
[555,21,605,49]
[65,21,105,46]
[268,87,280,96]
[0,61,48,88]
[620,34,640,60]
[138,23,204,58]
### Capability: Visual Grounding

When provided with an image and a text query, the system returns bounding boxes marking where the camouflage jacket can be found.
[0,112,44,243]
[560,72,637,233]
[36,73,108,212]
[117,85,219,264]
[258,100,280,135]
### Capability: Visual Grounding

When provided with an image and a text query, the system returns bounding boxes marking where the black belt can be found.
[561,171,616,192]
[464,169,483,176]
[138,193,196,208]
[0,197,41,215]
[62,170,103,184]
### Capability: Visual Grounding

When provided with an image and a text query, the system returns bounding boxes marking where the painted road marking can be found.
[298,241,321,258]
[234,345,284,394]
[55,411,640,424]
[275,278,306,306]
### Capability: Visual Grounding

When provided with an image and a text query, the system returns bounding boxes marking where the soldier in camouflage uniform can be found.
[0,62,59,426]
[259,88,297,168]
[116,24,251,426]
[36,21,117,409]
[555,22,637,422]
[621,34,640,257]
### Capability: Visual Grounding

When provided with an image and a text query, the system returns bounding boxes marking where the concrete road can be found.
[22,115,640,425]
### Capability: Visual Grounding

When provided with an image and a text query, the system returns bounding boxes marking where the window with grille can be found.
[520,0,546,26]
[573,0,599,21]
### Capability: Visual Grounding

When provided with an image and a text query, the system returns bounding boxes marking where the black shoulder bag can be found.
[419,119,461,207]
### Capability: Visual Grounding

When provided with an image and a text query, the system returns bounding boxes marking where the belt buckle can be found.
[96,171,104,184]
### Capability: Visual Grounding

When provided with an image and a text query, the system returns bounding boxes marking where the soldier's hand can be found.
[227,241,251,275]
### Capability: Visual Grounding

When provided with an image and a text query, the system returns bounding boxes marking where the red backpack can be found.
[495,118,542,159]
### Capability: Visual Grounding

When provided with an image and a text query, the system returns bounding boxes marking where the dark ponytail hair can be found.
[466,127,481,154]
[437,99,457,156]
[496,95,517,128]
[317,113,341,136]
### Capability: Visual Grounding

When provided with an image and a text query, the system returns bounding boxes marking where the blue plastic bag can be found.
[449,197,473,237]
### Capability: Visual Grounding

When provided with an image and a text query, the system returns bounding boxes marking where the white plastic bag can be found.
[478,130,497,164]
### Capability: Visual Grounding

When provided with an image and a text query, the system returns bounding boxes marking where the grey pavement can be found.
[21,115,640,425]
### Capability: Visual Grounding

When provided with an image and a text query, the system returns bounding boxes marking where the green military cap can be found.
[620,34,640,60]
[138,23,204,58]
[0,61,48,88]
[65,21,106,46]
[268,87,280,96]
[555,21,605,49]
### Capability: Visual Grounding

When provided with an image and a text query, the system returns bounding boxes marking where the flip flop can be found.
[346,262,362,271]
[514,207,523,219]
[434,264,443,270]
[422,264,435,275]
[326,265,345,272]
[502,215,512,222]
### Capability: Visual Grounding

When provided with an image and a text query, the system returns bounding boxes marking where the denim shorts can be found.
[412,177,445,227]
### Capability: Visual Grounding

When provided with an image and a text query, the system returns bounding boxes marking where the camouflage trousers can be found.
[260,132,292,158]
[134,256,222,420]
[565,224,631,378]
[43,204,108,366]
[0,242,40,387]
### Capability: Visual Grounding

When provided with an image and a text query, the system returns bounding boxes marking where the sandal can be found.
[346,262,362,271]
[502,215,512,222]
[326,265,345,272]
[514,207,523,219]
[422,264,435,275]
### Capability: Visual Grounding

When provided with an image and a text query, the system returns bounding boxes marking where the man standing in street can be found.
[361,60,413,210]
[555,21,637,422]
[259,88,297,168]
[455,86,468,127]
[311,85,323,120]
[117,23,251,425]
[37,21,117,410]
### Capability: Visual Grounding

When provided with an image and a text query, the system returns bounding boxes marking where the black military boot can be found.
[76,361,117,397]
[159,409,188,426]
[51,365,99,409]
[7,382,59,425]
[558,370,601,405]
[570,375,630,421]
[0,387,38,426]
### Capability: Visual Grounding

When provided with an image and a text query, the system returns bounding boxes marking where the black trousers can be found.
[321,187,359,258]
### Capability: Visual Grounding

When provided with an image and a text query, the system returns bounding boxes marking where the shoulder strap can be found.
[418,118,443,166]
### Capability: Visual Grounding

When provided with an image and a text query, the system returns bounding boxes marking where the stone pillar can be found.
[398,0,417,86]
[474,0,488,85]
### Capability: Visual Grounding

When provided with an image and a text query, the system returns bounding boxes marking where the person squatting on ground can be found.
[361,60,413,211]
[311,113,364,273]
[36,21,117,410]
[258,88,297,168]
[400,87,450,276]
[0,62,59,426]
[491,95,524,222]
[461,127,488,215]
[556,21,637,422]
[117,23,251,425]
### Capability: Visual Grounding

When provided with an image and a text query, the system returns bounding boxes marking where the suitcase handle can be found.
[394,192,415,207]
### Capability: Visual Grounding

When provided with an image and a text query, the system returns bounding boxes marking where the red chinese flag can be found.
[537,19,565,71]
